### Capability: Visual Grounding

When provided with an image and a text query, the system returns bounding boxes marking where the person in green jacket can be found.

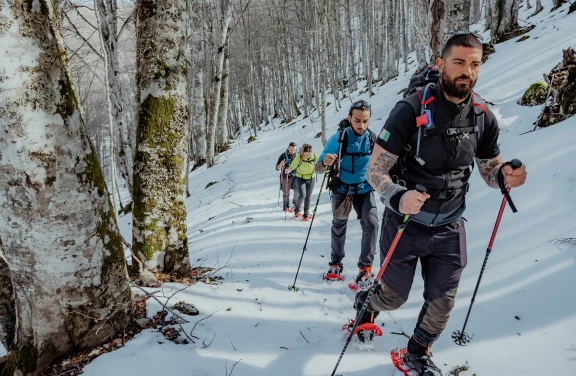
[286,143,318,220]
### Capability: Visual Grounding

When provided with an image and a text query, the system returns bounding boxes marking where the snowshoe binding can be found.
[324,262,344,281]
[349,265,375,291]
[391,348,443,376]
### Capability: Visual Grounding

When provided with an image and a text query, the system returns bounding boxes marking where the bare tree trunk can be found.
[216,45,231,153]
[0,0,132,372]
[0,248,15,354]
[133,0,191,275]
[346,0,358,92]
[430,0,446,62]
[489,0,520,41]
[94,0,134,199]
[206,0,233,167]
[191,0,207,166]
[534,0,543,13]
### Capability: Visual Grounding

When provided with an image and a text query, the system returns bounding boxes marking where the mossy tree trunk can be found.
[0,0,132,374]
[0,247,15,354]
[133,0,191,275]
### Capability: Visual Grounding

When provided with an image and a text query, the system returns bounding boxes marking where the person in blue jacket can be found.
[315,100,378,289]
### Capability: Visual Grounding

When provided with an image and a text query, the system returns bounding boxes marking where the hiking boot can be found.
[355,266,374,291]
[284,207,294,213]
[292,213,302,220]
[353,290,380,343]
[303,213,313,221]
[402,351,443,376]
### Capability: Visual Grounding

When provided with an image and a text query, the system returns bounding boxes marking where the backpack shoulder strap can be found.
[336,128,348,177]
[367,129,376,152]
[471,91,486,142]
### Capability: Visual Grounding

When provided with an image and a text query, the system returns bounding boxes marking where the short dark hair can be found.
[289,142,297,147]
[348,100,371,116]
[441,33,483,60]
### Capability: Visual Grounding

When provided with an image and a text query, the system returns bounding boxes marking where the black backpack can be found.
[403,65,440,98]
[326,121,376,191]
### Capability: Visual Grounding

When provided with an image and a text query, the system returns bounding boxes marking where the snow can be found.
[3,0,576,374]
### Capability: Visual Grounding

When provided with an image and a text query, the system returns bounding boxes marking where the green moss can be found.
[1,343,38,376]
[569,2,576,14]
[118,201,133,216]
[516,35,530,42]
[397,88,406,95]
[56,76,79,120]
[560,81,576,115]
[137,95,178,149]
[519,82,548,106]
[314,131,322,138]
[205,181,217,189]
[247,135,256,143]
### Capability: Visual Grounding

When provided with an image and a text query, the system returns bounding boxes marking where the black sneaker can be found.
[403,352,443,376]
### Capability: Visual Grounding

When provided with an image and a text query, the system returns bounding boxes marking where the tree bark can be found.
[133,0,191,275]
[0,0,132,373]
[216,45,231,153]
[94,0,134,199]
[490,0,520,42]
[0,247,15,354]
[346,0,358,92]
[206,0,233,167]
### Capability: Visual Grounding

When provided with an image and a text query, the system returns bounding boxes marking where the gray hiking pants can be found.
[330,191,378,268]
[294,177,315,215]
[281,174,299,210]
[369,209,467,347]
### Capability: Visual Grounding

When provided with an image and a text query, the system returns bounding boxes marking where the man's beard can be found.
[441,71,477,100]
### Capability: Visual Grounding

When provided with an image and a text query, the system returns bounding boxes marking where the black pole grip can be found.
[510,159,522,170]
[415,184,427,193]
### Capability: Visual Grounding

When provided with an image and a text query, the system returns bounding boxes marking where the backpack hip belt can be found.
[426,183,470,200]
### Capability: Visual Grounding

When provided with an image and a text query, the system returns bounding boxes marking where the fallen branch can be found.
[230,201,244,207]
[225,359,242,376]
[120,234,142,273]
[133,285,198,343]
[299,331,310,344]
[390,331,410,339]
[190,307,222,338]
[203,332,217,348]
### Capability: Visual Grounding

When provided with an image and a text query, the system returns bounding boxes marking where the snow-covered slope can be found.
[12,1,574,375]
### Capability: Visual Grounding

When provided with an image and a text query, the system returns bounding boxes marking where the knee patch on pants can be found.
[415,288,457,346]
[370,283,406,311]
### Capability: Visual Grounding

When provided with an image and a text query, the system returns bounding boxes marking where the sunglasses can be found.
[450,30,484,41]
[351,100,371,111]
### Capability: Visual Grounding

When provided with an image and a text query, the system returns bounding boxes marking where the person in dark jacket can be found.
[315,100,378,290]
[275,142,299,212]
[356,32,527,375]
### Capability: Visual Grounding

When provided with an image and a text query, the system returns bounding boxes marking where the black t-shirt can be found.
[377,87,500,160]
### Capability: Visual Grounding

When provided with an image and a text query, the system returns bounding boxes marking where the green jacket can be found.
[290,153,318,179]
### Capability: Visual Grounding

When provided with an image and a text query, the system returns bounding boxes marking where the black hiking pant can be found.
[369,209,467,347]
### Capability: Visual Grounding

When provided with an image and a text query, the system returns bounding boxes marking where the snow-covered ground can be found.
[3,1,575,375]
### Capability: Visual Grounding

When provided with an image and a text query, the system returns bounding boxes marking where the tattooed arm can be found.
[475,155,504,189]
[367,144,399,195]
[366,144,409,210]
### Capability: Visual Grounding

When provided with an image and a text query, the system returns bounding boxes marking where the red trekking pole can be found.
[331,184,427,376]
[453,159,522,345]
